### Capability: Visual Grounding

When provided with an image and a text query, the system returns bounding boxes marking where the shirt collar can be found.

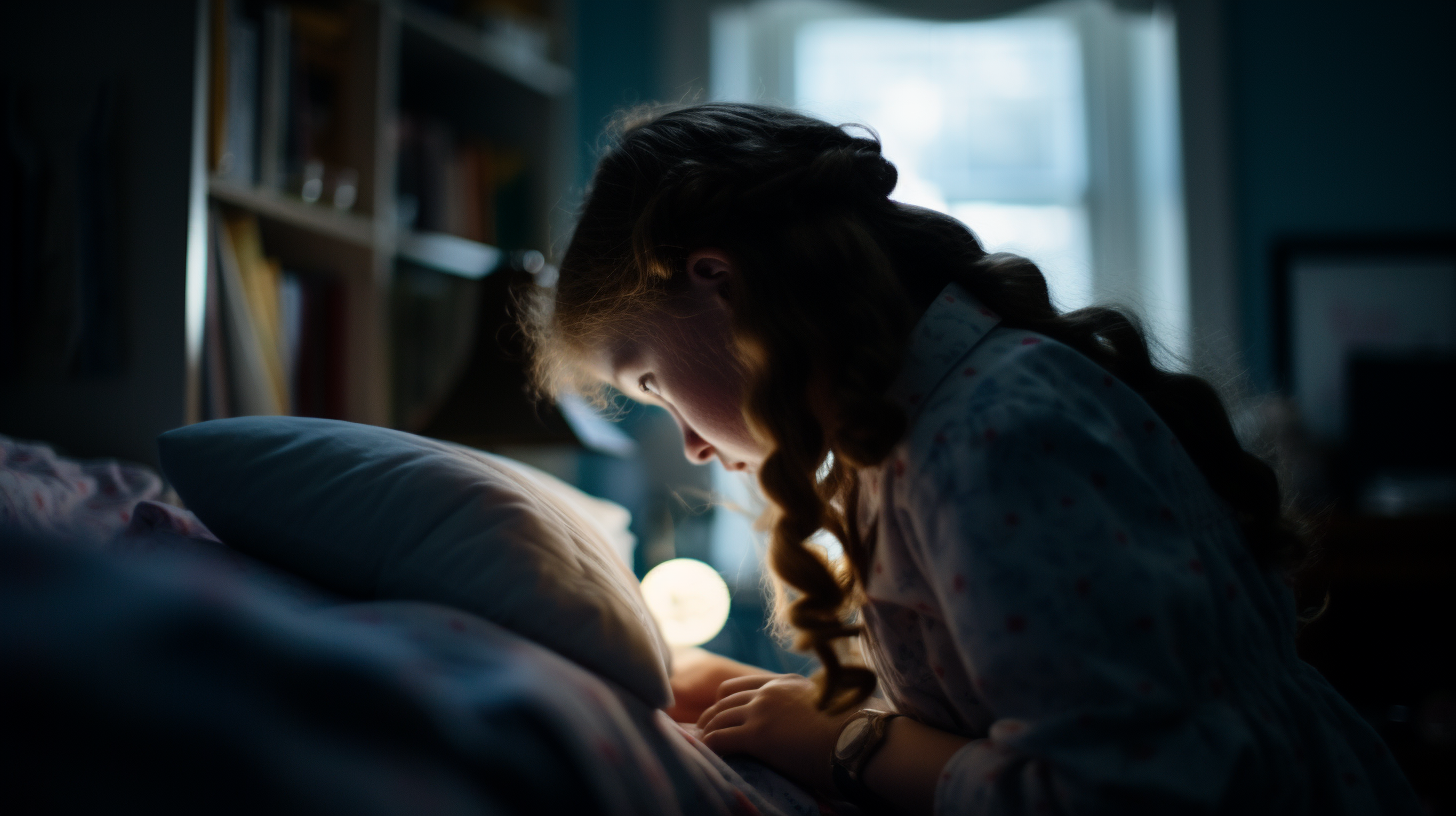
[886,283,1001,419]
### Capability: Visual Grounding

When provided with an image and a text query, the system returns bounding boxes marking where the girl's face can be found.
[592,251,766,473]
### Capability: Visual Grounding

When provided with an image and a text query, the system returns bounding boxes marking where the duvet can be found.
[0,436,819,816]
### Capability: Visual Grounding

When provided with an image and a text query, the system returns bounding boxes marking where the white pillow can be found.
[158,417,672,707]
[499,455,638,571]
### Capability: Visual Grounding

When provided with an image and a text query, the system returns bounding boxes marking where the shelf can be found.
[399,3,571,99]
[397,231,502,279]
[208,178,375,249]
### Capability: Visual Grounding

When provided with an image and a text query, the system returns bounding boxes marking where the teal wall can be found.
[575,0,660,188]
[570,0,1456,388]
[1228,0,1456,389]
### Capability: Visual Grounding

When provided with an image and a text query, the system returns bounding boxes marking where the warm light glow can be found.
[641,558,732,647]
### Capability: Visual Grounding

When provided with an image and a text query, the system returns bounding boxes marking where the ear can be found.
[685,249,733,300]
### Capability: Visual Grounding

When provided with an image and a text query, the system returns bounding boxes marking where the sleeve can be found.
[901,396,1249,816]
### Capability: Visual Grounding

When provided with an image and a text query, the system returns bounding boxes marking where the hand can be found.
[697,673,862,796]
[664,646,772,723]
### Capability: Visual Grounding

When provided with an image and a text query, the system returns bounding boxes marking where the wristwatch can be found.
[830,709,902,811]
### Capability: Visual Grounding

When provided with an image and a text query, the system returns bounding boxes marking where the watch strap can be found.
[831,710,902,810]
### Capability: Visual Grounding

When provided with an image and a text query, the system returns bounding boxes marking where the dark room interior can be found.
[2,0,1452,813]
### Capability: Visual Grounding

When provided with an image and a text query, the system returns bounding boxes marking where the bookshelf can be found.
[201,0,573,431]
[207,177,375,248]
[0,0,574,467]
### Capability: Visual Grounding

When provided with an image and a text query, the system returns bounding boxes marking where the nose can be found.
[680,424,716,464]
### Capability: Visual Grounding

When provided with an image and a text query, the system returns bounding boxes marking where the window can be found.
[711,0,1186,358]
[708,0,1189,582]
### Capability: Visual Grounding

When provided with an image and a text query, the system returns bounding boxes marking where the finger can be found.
[700,703,750,736]
[716,673,782,700]
[701,724,755,758]
[696,689,760,729]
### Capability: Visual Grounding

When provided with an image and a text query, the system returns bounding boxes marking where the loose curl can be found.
[527,103,1306,712]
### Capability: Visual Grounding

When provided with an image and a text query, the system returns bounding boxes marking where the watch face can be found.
[836,716,871,756]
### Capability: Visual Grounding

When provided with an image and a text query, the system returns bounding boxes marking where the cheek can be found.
[682,366,745,426]
[673,358,752,440]
[657,311,758,448]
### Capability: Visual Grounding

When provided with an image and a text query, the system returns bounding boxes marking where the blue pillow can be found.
[158,417,672,707]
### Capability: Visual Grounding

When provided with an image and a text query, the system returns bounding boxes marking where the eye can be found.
[638,374,661,397]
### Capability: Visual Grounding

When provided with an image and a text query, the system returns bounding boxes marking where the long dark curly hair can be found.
[526,103,1304,712]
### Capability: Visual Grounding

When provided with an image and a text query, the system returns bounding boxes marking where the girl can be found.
[527,104,1419,815]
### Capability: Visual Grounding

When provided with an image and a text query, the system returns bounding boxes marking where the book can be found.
[285,5,349,200]
[219,3,259,184]
[223,214,288,409]
[208,0,229,172]
[395,113,527,248]
[201,205,348,421]
[212,207,284,416]
[278,271,303,410]
[201,213,232,419]
[257,3,290,192]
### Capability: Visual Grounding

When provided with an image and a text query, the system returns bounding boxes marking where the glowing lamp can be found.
[640,558,731,647]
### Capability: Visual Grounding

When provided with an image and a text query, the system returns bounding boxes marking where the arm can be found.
[700,385,1252,813]
[901,388,1252,814]
[862,716,970,815]
[697,673,969,814]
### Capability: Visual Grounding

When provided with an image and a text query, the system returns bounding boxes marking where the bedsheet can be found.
[1,527,825,815]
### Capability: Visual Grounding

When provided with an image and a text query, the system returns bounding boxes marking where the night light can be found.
[640,558,732,647]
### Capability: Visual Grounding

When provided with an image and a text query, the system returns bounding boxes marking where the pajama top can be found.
[856,284,1420,815]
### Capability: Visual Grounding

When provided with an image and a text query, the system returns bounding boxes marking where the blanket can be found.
[0,435,821,816]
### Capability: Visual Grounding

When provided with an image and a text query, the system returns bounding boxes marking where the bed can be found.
[0,422,822,816]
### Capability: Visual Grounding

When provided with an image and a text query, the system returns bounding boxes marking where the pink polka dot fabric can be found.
[0,435,163,545]
[856,285,1420,815]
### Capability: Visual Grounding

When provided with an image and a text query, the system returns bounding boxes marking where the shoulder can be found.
[902,328,1132,465]
[889,327,1199,521]
[887,326,1234,543]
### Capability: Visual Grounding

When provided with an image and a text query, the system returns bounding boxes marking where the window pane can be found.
[795,17,1086,205]
[950,202,1094,310]
[794,15,1093,308]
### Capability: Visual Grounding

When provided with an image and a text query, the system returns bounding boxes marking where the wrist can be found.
[807,707,862,795]
[860,715,973,816]
[829,709,902,806]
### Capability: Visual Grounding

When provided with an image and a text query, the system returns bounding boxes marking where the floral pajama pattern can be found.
[856,284,1420,815]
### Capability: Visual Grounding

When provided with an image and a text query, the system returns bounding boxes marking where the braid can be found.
[730,206,911,711]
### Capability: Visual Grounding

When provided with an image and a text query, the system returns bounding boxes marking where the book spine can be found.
[214,209,282,416]
[220,6,259,184]
[224,214,288,411]
[208,0,229,173]
[278,271,303,414]
[203,206,232,419]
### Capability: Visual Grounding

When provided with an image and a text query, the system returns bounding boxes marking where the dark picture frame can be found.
[1272,236,1456,445]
